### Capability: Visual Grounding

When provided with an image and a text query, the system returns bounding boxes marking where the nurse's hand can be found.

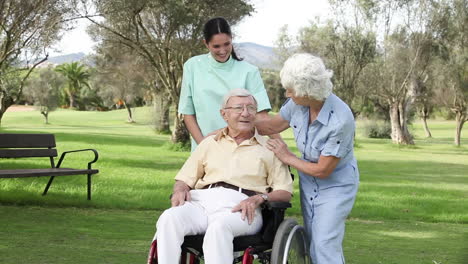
[267,138,295,164]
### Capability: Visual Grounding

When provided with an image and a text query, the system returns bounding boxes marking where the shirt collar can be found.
[315,94,334,126]
[207,53,234,69]
[214,127,266,146]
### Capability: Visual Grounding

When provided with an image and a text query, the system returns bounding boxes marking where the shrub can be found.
[362,120,392,139]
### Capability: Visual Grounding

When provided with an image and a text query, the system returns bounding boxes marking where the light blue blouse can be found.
[178,53,271,151]
[280,94,359,190]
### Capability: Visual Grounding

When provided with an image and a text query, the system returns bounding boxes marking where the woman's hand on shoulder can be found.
[266,138,296,164]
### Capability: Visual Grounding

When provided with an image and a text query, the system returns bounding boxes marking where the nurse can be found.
[178,17,272,150]
[256,53,359,264]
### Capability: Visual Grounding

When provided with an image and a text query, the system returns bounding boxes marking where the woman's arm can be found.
[255,112,290,136]
[266,138,340,179]
[183,114,204,144]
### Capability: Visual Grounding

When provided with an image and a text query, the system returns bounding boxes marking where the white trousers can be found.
[154,187,263,264]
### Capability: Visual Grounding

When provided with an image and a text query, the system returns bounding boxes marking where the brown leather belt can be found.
[203,182,258,197]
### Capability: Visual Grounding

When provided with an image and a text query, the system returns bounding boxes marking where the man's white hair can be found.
[221,88,258,109]
[280,53,333,101]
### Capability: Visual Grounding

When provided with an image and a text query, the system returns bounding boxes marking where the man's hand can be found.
[231,195,264,224]
[171,181,191,207]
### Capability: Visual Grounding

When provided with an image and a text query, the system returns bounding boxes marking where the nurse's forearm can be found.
[284,154,339,179]
[183,115,204,144]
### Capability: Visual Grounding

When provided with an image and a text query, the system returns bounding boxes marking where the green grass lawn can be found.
[0,107,467,263]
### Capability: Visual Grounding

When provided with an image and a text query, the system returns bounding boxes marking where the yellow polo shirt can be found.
[175,128,293,194]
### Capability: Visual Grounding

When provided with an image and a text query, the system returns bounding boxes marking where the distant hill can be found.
[43,42,279,69]
[235,42,279,70]
[48,52,86,64]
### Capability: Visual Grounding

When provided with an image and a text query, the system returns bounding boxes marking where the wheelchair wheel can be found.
[270,218,310,264]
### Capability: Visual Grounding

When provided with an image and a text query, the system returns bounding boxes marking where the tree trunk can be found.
[421,116,432,138]
[401,94,415,144]
[123,101,134,123]
[419,105,432,138]
[151,91,171,134]
[41,111,49,124]
[69,94,75,109]
[454,111,466,147]
[389,102,413,144]
[171,112,190,145]
[0,91,14,127]
[0,109,5,127]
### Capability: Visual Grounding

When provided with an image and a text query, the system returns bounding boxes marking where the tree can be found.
[431,0,467,146]
[261,69,284,111]
[78,0,253,144]
[88,25,170,131]
[0,0,73,125]
[298,20,376,116]
[55,62,90,109]
[93,45,146,122]
[273,25,296,69]
[23,67,65,124]
[414,75,434,138]
[355,0,437,145]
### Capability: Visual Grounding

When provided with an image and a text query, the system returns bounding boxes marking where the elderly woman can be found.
[256,53,359,264]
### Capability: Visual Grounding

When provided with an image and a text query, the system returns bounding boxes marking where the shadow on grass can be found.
[358,159,468,185]
[345,219,468,264]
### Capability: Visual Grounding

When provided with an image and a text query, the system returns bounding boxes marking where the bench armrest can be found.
[56,149,99,170]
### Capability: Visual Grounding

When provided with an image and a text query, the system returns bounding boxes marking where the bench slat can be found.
[0,168,99,178]
[0,134,56,148]
[0,149,58,158]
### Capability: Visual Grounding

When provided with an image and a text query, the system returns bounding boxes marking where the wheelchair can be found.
[147,201,311,264]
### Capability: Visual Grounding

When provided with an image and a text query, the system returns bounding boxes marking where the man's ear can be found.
[220,109,228,121]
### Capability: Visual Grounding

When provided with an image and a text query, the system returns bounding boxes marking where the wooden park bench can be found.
[0,133,99,200]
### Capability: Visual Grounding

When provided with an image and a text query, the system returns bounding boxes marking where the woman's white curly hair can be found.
[280,53,333,101]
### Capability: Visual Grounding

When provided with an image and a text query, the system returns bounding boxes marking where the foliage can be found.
[78,0,254,144]
[261,69,285,111]
[430,0,468,146]
[361,120,392,138]
[0,0,73,124]
[92,42,147,122]
[298,19,376,117]
[55,62,91,109]
[273,25,296,68]
[23,67,65,124]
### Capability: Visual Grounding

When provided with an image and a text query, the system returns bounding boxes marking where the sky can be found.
[49,0,331,56]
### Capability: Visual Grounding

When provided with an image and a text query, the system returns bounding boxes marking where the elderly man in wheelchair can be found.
[148,89,309,264]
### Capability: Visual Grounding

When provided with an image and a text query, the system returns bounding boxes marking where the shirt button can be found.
[310,197,313,201]
[314,189,317,192]
[293,125,297,128]
[337,141,341,144]
[303,142,305,145]
[331,110,334,114]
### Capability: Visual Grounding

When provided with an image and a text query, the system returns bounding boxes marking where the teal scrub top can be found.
[178,53,271,151]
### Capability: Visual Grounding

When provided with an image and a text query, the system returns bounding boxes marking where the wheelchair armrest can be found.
[261,201,292,243]
[265,201,291,210]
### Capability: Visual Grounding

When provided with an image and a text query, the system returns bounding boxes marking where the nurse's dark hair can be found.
[203,17,242,61]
